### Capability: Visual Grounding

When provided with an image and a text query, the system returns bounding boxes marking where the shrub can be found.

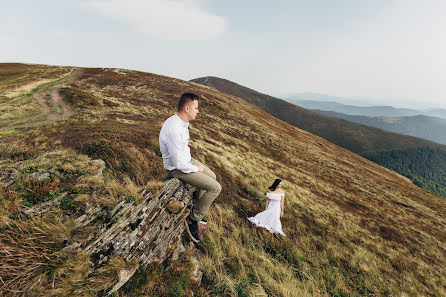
[60,87,100,106]
[79,140,136,178]
[60,193,82,215]
[18,177,60,206]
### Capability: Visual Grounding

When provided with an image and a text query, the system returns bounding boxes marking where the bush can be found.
[18,177,60,206]
[60,87,100,106]
[79,140,136,178]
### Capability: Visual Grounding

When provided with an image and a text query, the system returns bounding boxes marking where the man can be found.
[159,92,222,243]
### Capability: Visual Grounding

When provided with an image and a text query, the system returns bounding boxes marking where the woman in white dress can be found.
[248,179,286,236]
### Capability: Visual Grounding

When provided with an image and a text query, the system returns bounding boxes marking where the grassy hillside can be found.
[190,76,444,154]
[1,63,446,296]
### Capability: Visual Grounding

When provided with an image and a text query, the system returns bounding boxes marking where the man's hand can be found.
[281,212,284,217]
[197,164,204,172]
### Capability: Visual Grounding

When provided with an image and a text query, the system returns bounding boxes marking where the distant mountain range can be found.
[190,76,444,154]
[288,97,446,119]
[313,110,446,145]
[284,92,371,106]
[425,108,446,119]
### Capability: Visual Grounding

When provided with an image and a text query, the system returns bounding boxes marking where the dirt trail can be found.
[1,69,81,130]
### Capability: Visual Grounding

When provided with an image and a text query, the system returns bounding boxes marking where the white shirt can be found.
[159,114,198,173]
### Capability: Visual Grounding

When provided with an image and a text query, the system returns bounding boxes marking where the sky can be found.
[1,0,446,109]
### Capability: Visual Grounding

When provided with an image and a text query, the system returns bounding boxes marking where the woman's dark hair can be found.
[268,179,282,191]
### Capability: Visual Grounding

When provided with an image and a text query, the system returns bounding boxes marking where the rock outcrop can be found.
[79,178,196,295]
[86,178,195,294]
[4,157,198,296]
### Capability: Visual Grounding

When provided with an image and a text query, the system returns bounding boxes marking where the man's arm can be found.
[166,128,199,173]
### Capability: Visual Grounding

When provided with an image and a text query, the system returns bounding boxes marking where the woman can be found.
[248,179,286,236]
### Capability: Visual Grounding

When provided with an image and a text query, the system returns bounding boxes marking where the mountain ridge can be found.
[288,97,446,119]
[190,76,445,154]
[312,110,446,145]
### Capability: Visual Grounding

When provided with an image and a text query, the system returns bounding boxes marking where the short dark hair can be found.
[178,92,199,112]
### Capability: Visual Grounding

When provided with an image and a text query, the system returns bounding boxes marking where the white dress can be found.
[248,192,286,236]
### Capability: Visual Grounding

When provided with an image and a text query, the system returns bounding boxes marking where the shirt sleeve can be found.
[166,128,198,173]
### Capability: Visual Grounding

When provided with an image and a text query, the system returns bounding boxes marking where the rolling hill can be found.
[1,63,445,296]
[190,76,444,154]
[288,97,446,120]
[288,99,421,117]
[362,147,446,198]
[313,110,446,145]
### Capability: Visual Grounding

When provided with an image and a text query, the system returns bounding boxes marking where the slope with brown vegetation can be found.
[190,76,445,154]
[0,63,82,133]
[1,63,445,296]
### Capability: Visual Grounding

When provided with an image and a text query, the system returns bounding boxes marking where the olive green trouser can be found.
[167,158,221,222]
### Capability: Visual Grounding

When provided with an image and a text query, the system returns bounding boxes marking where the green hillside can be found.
[362,147,446,198]
[314,110,446,145]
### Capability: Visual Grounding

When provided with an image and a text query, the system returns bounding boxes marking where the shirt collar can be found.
[174,113,189,127]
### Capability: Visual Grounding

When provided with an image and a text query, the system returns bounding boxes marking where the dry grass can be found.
[0,63,445,296]
[27,250,138,297]
[0,215,72,295]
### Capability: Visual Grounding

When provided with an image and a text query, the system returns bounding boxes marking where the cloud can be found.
[80,0,226,41]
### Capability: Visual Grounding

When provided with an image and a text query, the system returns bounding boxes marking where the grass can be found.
[4,92,34,106]
[0,65,79,131]
[0,93,39,121]
[0,214,72,294]
[57,104,64,115]
[9,115,47,127]
[0,63,445,296]
[45,93,53,107]
[0,128,19,138]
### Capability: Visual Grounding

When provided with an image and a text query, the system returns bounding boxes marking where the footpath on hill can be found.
[0,69,81,130]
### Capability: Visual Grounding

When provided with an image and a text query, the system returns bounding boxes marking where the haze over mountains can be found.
[1,63,446,296]
[289,97,446,119]
[280,97,446,145]
[314,110,446,145]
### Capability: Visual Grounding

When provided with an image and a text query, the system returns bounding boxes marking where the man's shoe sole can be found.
[199,220,207,225]
[184,219,200,243]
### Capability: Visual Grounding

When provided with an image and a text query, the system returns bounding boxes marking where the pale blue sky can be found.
[2,0,446,108]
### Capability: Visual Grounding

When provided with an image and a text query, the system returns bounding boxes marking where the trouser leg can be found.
[168,163,221,222]
[191,158,216,200]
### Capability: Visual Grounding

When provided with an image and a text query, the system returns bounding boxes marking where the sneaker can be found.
[199,217,207,225]
[184,218,200,243]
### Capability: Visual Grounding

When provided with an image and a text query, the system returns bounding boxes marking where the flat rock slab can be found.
[83,178,196,295]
